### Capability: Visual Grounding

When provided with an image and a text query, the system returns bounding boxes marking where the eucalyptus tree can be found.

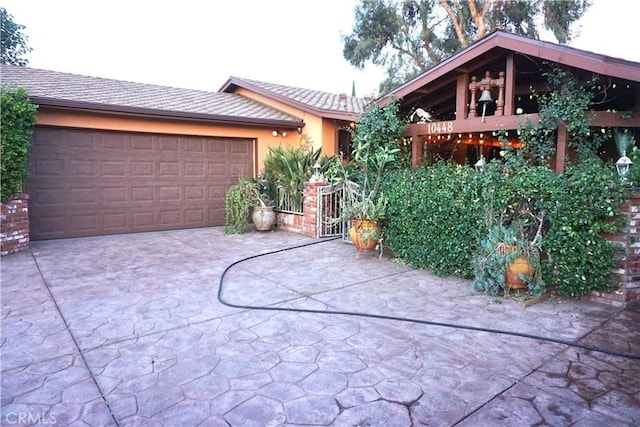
[1,7,31,66]
[343,0,591,93]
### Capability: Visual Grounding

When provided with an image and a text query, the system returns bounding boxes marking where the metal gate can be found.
[317,181,359,240]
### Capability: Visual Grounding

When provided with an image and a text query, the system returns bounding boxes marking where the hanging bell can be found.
[478,89,494,103]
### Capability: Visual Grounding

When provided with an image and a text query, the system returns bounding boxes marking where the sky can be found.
[2,0,639,98]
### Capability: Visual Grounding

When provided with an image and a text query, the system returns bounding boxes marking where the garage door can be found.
[26,127,254,240]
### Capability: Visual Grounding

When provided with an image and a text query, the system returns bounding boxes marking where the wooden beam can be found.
[404,114,540,136]
[556,123,567,173]
[590,111,640,127]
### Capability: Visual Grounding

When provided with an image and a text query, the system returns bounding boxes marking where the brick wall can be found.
[590,191,640,307]
[301,181,326,238]
[275,179,327,238]
[1,194,30,256]
[276,212,304,234]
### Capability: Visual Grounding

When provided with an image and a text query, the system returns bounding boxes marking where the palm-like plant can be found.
[263,146,333,210]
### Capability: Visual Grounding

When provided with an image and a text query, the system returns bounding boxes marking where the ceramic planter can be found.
[349,220,379,252]
[252,206,276,231]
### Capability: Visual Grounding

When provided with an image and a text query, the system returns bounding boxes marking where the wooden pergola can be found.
[380,30,640,172]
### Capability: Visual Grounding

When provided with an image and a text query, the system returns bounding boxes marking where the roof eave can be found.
[222,77,361,120]
[380,30,640,104]
[31,96,304,129]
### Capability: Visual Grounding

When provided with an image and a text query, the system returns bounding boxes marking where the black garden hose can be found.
[217,237,640,361]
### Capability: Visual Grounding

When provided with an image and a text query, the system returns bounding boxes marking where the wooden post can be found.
[504,54,516,116]
[456,74,469,121]
[411,125,421,168]
[555,123,567,173]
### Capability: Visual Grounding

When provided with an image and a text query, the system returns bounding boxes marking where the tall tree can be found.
[1,8,31,66]
[343,0,591,93]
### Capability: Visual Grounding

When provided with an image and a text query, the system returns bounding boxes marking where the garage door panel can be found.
[27,127,254,239]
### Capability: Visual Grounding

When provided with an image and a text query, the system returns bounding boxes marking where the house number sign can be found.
[425,121,454,134]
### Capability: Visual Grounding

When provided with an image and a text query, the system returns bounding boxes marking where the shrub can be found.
[1,85,38,201]
[540,158,626,297]
[224,178,259,234]
[382,161,484,277]
[381,156,627,298]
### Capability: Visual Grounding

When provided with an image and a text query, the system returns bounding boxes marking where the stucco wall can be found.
[233,88,348,156]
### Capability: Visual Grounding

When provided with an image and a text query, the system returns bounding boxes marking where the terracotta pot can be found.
[349,220,379,253]
[502,245,533,289]
[252,206,276,231]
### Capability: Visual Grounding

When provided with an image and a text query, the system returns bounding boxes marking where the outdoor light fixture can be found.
[474,156,486,173]
[616,153,633,180]
[272,130,279,137]
[281,131,287,137]
[310,162,323,182]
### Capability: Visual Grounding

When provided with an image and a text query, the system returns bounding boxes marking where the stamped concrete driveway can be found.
[1,227,639,426]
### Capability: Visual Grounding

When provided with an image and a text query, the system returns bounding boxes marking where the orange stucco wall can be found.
[233,88,349,156]
[35,107,300,173]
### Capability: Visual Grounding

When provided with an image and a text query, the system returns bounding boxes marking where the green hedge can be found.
[382,162,484,277]
[381,158,627,297]
[1,85,38,202]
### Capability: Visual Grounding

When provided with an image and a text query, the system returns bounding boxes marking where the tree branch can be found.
[468,0,491,40]
[438,0,468,48]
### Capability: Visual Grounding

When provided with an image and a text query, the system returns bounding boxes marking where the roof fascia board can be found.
[32,97,304,129]
[383,31,640,104]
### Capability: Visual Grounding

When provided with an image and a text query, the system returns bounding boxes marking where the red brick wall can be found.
[590,192,640,307]
[1,194,30,256]
[276,212,304,234]
[275,180,326,238]
[301,181,326,238]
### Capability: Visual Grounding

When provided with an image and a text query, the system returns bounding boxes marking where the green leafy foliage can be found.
[382,161,484,277]
[336,99,407,222]
[343,0,591,93]
[224,178,259,234]
[1,8,31,66]
[1,84,38,201]
[541,158,626,296]
[381,156,626,298]
[519,64,602,162]
[263,146,333,211]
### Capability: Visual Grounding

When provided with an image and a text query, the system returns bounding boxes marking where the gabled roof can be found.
[383,29,640,103]
[219,77,367,121]
[0,64,304,128]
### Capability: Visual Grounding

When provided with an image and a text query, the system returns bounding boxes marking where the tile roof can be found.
[220,77,369,120]
[0,64,304,127]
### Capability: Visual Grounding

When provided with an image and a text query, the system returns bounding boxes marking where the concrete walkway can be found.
[1,227,639,426]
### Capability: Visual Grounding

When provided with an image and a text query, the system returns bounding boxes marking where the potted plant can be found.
[473,204,545,297]
[224,177,275,233]
[251,178,276,231]
[332,100,407,253]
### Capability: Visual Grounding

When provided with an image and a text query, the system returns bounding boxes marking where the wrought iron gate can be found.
[317,181,359,240]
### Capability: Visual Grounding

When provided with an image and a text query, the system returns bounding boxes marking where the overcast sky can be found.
[3,0,639,97]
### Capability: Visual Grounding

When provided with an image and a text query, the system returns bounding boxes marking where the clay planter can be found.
[349,220,379,253]
[252,206,276,231]
[502,245,534,289]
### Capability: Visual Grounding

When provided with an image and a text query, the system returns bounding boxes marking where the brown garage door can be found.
[26,127,254,240]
